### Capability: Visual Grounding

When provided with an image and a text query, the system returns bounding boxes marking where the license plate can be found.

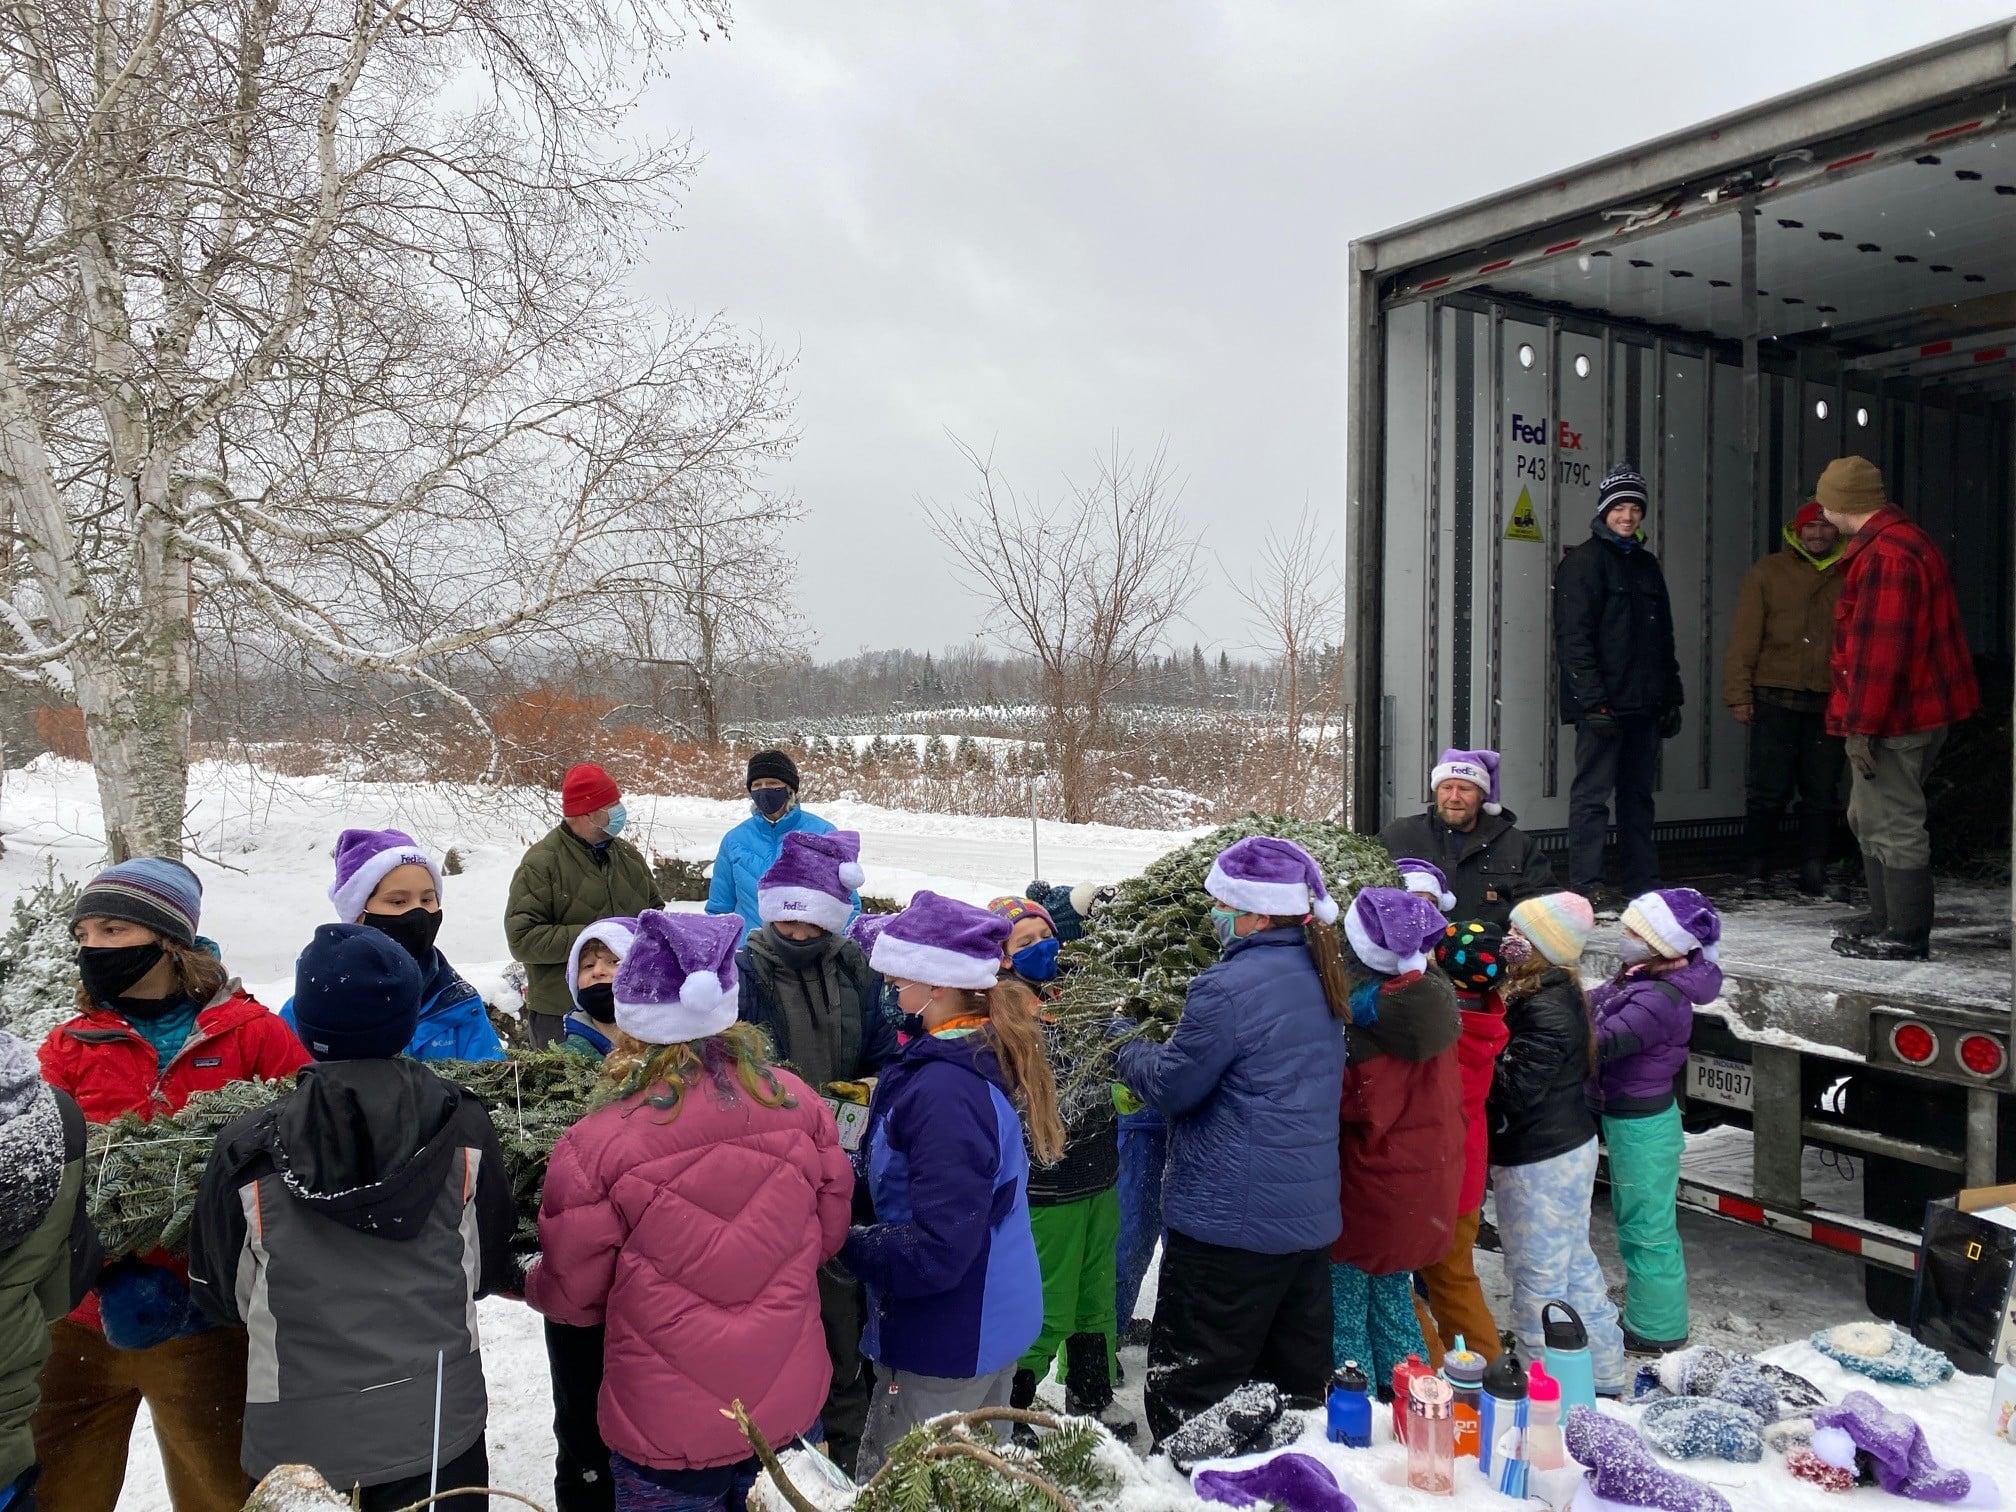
[1688,1053,1754,1111]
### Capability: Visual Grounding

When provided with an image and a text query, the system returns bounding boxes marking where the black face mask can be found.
[576,982,616,1024]
[765,928,834,966]
[362,906,442,968]
[78,943,166,1007]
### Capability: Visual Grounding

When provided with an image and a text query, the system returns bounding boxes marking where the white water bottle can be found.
[1992,1362,2016,1441]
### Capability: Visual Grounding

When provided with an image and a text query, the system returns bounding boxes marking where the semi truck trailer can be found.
[1344,18,2016,1309]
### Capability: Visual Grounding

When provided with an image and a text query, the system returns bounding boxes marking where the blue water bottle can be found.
[1542,1300,1598,1415]
[1479,1347,1529,1497]
[1326,1361,1372,1447]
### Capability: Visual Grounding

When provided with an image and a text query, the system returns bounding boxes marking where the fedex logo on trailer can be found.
[1509,414,1584,451]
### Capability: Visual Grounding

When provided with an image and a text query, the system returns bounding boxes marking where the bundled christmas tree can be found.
[87,1050,609,1258]
[1050,813,1396,1031]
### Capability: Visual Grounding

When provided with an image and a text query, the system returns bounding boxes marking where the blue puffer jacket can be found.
[282,952,505,1064]
[1116,928,1348,1254]
[705,805,855,940]
[842,1028,1042,1379]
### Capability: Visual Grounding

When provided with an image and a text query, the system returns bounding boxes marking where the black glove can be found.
[1657,705,1684,740]
[1581,711,1621,740]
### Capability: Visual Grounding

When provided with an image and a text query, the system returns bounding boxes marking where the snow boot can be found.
[1834,867,1933,961]
[1063,1332,1136,1441]
[1623,1324,1691,1355]
[1833,854,1888,939]
[1797,809,1837,897]
[1010,1367,1039,1411]
[1741,810,1776,896]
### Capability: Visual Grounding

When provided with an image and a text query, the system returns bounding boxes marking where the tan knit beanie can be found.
[1815,456,1887,516]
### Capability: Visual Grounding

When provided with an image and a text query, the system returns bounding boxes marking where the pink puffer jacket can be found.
[526,1067,853,1471]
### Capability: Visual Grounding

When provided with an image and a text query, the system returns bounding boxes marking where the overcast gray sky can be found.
[636,1,2012,661]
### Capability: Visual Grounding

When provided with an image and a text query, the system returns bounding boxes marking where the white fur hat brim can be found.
[1203,859,1339,925]
[615,970,740,1044]
[1399,870,1458,914]
[870,932,1000,991]
[1344,903,1427,977]
[1430,759,1501,816]
[759,884,854,936]
[567,919,639,1010]
[1623,893,1719,964]
[330,846,443,923]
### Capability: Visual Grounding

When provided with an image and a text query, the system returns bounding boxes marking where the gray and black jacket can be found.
[188,1058,516,1490]
[0,1032,99,1491]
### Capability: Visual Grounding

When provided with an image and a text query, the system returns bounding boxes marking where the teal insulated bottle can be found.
[1541,1300,1597,1415]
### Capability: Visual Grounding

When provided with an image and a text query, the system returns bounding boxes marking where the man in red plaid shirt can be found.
[1819,455,1979,961]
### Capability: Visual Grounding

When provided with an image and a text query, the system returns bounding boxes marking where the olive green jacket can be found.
[505,825,665,1019]
[1,1085,98,1489]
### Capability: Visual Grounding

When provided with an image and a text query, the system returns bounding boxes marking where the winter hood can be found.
[267,1059,480,1241]
[1782,519,1844,571]
[0,1030,64,1250]
[1620,952,1724,1007]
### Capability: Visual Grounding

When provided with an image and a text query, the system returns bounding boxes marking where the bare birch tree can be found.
[0,0,793,858]
[926,437,1203,823]
[1235,506,1349,818]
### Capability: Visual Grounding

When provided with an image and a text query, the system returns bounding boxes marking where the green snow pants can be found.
[1603,1104,1689,1344]
[1021,1188,1120,1386]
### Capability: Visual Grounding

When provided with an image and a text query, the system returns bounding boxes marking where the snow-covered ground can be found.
[1,756,2001,1510]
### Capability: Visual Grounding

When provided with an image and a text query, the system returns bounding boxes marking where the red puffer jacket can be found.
[40,985,310,1327]
[1332,969,1465,1275]
[1454,992,1510,1215]
[527,1066,854,1472]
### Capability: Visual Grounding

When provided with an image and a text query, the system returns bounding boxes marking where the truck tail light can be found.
[1958,1034,2006,1079]
[1890,1022,1939,1065]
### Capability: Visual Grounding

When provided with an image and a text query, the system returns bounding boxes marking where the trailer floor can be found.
[1585,879,2011,1054]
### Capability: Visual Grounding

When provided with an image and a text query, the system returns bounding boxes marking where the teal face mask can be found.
[1209,906,1240,950]
[603,802,628,837]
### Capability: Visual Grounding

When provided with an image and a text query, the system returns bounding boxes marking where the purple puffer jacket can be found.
[1589,954,1723,1115]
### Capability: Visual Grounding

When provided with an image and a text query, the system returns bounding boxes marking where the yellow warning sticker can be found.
[1505,486,1543,542]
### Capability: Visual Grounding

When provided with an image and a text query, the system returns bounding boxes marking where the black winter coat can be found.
[1486,968,1597,1169]
[735,932,897,1090]
[1553,523,1684,723]
[1377,808,1554,930]
[1029,1020,1119,1205]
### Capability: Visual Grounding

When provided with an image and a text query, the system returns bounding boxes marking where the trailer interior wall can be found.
[1371,113,2016,838]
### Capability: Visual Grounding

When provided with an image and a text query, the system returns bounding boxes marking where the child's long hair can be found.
[604,1022,795,1121]
[75,935,227,1017]
[945,979,1066,1164]
[1303,917,1358,1021]
[1500,947,1598,1075]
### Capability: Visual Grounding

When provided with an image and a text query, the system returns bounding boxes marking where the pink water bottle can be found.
[1406,1374,1456,1495]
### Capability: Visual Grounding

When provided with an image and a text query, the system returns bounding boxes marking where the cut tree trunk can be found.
[243,1465,351,1509]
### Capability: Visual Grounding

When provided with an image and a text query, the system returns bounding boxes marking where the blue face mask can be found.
[1011,938,1061,983]
[603,802,627,837]
[752,786,792,820]
[1209,906,1241,950]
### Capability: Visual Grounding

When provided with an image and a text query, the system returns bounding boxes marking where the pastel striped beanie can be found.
[1509,891,1595,969]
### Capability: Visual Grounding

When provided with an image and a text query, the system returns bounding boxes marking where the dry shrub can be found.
[32,705,87,761]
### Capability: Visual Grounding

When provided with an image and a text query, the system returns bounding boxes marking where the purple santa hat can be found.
[1622,887,1721,964]
[1394,856,1457,913]
[758,829,864,936]
[869,890,1011,991]
[846,912,892,957]
[1430,747,1502,815]
[328,828,443,923]
[567,915,639,1009]
[612,909,743,1044]
[1344,886,1448,976]
[1204,836,1339,925]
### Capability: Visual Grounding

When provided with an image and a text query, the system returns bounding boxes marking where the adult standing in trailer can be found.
[1722,501,1849,896]
[1554,464,1684,906]
[1818,457,1980,961]
[506,762,666,1049]
[1376,748,1552,929]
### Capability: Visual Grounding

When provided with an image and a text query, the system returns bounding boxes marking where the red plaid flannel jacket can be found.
[1827,507,1979,737]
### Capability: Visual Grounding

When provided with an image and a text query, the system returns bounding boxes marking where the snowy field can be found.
[0,756,2004,1509]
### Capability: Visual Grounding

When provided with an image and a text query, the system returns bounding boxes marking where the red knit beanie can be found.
[561,762,621,818]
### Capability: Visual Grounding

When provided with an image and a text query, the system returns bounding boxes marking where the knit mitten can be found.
[1164,1383,1288,1473]
[1564,1406,1732,1512]
[1812,1391,2001,1505]
[1809,1322,1955,1387]
[1192,1453,1358,1512]
[96,1260,210,1351]
[1638,1397,1765,1462]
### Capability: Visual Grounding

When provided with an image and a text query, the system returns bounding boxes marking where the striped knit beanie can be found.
[1509,891,1595,969]
[71,857,203,946]
[1595,463,1648,523]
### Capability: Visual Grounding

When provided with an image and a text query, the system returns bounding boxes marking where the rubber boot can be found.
[1797,809,1836,897]
[1834,867,1933,961]
[1740,810,1776,897]
[1833,854,1888,939]
[1010,1367,1042,1447]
